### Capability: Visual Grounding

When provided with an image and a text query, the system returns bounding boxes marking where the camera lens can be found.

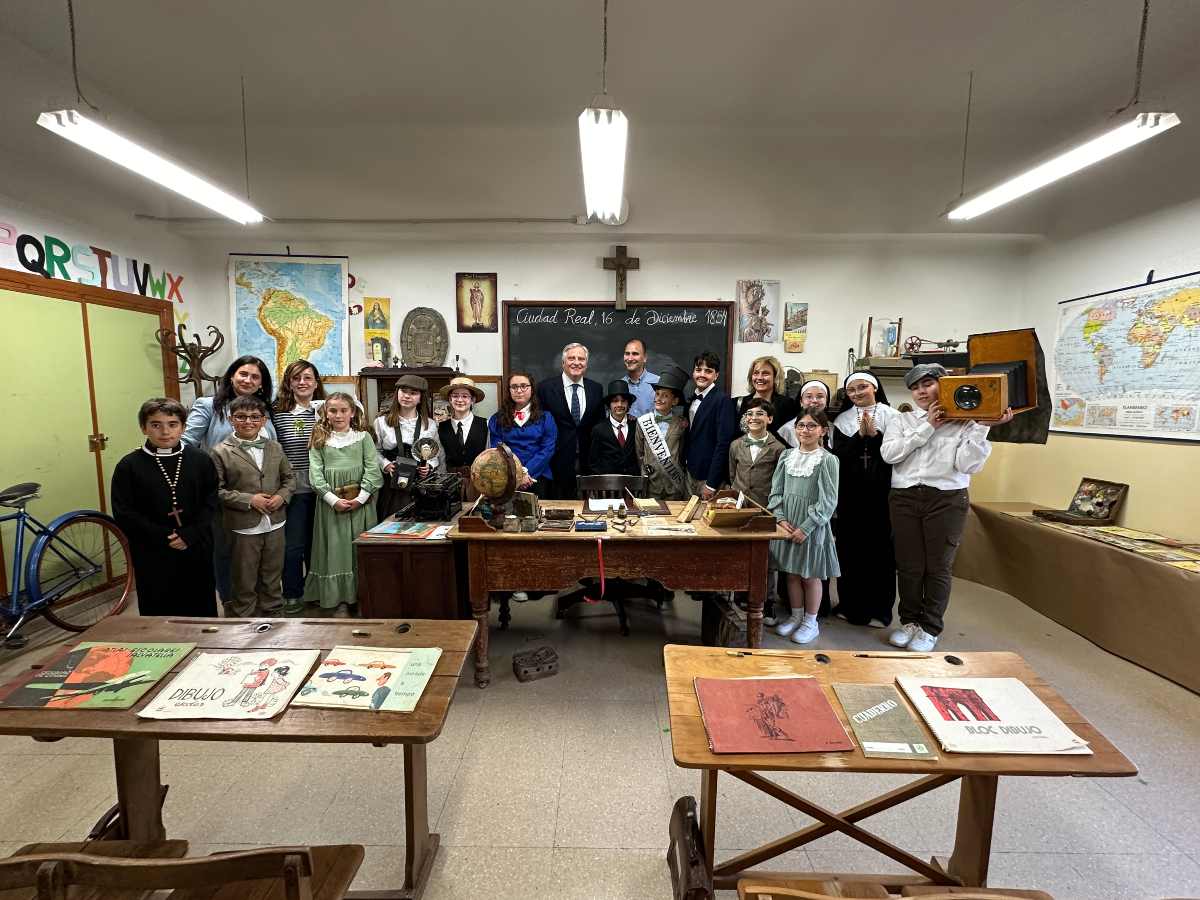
[953,384,983,410]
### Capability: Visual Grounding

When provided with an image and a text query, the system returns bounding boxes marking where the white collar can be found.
[609,415,629,429]
[515,404,532,426]
[142,442,182,457]
[291,401,320,414]
[695,384,714,399]
[325,428,365,449]
[784,445,825,477]
[562,372,584,389]
[450,411,474,423]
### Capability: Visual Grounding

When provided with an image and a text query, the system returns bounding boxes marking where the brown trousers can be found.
[888,485,969,637]
[227,527,285,618]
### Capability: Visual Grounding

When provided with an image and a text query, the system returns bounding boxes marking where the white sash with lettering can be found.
[636,412,686,491]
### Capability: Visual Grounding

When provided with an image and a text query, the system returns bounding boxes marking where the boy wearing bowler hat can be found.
[589,380,641,476]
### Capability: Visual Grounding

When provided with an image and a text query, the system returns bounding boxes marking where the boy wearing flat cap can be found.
[880,363,1012,652]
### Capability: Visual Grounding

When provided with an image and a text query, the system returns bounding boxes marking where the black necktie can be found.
[570,383,582,425]
[456,421,464,447]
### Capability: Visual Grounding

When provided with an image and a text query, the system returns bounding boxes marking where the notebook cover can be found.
[832,683,937,760]
[693,676,853,754]
[0,642,195,710]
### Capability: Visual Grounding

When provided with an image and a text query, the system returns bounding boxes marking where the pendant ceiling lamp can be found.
[36,1,263,225]
[946,0,1180,221]
[578,0,628,224]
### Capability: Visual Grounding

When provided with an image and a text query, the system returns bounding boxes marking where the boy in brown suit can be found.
[212,395,295,617]
[728,397,786,620]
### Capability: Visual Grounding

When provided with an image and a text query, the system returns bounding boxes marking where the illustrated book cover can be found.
[832,683,937,760]
[896,676,1091,755]
[292,646,443,713]
[0,642,195,710]
[138,649,320,720]
[693,676,853,754]
[365,520,438,539]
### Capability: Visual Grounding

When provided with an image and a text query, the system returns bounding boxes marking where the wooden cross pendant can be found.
[169,506,184,527]
[603,245,639,311]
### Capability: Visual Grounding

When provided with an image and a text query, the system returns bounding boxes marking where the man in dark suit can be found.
[684,350,739,499]
[589,380,641,476]
[535,341,604,499]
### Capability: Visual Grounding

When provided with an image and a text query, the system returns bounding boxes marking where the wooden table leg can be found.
[747,541,767,648]
[467,546,491,688]
[402,743,438,898]
[942,774,998,887]
[112,737,165,841]
[699,769,718,877]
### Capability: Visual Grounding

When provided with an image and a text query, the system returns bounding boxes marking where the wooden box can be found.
[939,373,1009,420]
[965,327,1040,416]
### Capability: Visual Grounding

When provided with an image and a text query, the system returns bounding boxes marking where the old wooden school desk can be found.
[449,501,786,687]
[0,616,477,900]
[663,646,1136,894]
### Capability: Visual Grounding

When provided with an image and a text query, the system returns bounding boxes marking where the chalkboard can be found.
[503,301,735,391]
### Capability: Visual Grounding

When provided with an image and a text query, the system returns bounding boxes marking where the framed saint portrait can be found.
[456,273,498,333]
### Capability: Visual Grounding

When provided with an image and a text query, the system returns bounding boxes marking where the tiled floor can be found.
[1,579,1198,899]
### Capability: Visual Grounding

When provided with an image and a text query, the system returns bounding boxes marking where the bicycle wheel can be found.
[31,514,132,631]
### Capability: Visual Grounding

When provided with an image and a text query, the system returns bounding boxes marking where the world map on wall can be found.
[1052,272,1200,441]
[230,256,347,383]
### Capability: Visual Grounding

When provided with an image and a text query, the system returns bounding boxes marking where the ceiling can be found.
[2,0,1199,236]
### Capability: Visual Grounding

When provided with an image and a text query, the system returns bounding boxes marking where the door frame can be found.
[0,269,178,594]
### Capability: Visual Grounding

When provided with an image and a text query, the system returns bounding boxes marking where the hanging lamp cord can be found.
[601,0,609,95]
[66,0,99,111]
[1113,0,1151,116]
[241,75,252,201]
[958,70,974,198]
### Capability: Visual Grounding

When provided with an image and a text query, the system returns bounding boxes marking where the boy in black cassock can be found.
[111,398,219,616]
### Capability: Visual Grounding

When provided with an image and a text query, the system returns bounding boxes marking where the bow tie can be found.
[655,414,673,424]
[515,410,527,423]
[745,436,769,447]
[239,438,267,450]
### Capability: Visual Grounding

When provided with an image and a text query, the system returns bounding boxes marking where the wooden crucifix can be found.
[603,245,639,311]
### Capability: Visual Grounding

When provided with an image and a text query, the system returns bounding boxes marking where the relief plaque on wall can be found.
[400,307,449,367]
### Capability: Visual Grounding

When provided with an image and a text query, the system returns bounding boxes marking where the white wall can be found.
[972,196,1200,534]
[192,235,1032,390]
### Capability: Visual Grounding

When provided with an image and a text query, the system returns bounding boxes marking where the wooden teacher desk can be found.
[0,615,477,900]
[449,501,786,688]
[664,646,1136,894]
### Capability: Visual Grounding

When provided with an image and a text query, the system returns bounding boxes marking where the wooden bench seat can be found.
[0,845,363,900]
[738,879,1054,900]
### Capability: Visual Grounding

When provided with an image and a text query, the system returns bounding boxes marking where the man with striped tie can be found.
[535,342,604,499]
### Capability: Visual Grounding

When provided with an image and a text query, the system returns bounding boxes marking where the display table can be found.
[0,615,478,900]
[449,501,786,687]
[355,517,468,620]
[955,501,1200,695]
[663,646,1136,893]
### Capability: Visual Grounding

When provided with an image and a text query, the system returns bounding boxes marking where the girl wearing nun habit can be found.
[770,378,835,623]
[830,371,899,628]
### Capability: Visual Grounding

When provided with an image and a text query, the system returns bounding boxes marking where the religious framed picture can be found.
[735,279,780,343]
[783,301,808,353]
[362,296,392,365]
[456,272,498,333]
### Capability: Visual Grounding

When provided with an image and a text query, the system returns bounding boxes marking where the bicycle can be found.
[0,482,132,648]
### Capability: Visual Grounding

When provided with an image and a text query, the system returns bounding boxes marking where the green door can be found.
[0,290,97,597]
[87,302,173,514]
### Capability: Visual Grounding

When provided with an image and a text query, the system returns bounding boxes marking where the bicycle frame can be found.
[1,507,107,620]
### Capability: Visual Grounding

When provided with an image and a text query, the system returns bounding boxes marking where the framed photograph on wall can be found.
[456,273,498,333]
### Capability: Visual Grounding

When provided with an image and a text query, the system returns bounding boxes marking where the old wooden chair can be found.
[0,845,364,900]
[737,878,1054,899]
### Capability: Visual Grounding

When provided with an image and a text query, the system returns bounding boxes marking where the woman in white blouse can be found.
[372,374,442,518]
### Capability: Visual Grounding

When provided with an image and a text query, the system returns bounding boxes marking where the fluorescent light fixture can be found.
[36,109,264,224]
[947,111,1181,221]
[578,95,628,224]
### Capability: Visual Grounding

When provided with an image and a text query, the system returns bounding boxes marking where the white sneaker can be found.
[908,628,939,652]
[888,622,920,648]
[510,591,529,603]
[775,617,802,637]
[790,619,820,645]
[867,618,887,629]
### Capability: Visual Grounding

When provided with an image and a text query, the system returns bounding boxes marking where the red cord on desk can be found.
[584,537,606,603]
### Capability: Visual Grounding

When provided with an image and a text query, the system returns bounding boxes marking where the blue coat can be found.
[488,411,558,481]
[684,387,738,490]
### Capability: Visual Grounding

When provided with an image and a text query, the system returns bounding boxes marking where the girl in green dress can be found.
[305,393,383,611]
[769,408,841,645]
